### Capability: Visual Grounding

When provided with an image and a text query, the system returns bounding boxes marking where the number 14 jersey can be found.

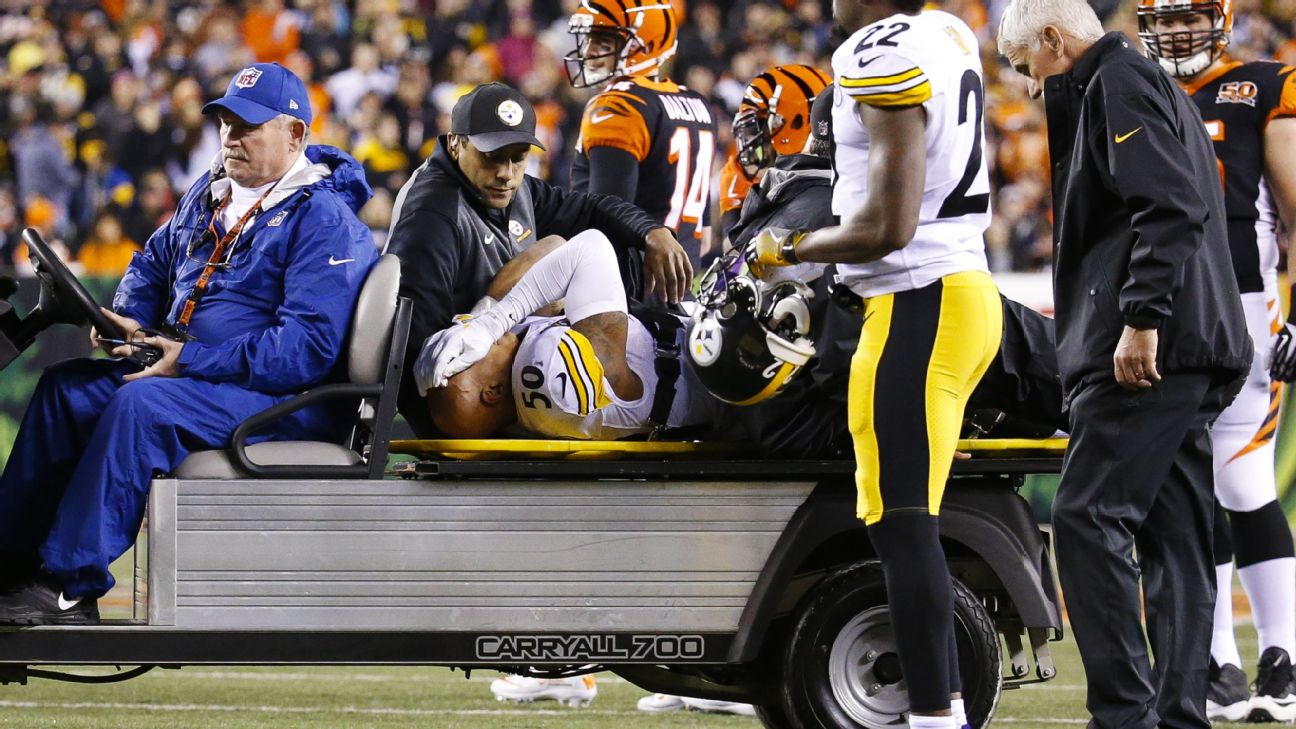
[830,9,991,298]
[571,77,717,255]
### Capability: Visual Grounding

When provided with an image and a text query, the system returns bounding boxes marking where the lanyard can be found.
[176,185,276,329]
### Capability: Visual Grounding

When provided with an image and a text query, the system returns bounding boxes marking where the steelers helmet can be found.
[733,65,832,175]
[1137,0,1233,77]
[687,252,816,405]
[565,0,678,88]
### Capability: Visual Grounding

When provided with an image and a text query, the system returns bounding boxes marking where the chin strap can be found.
[629,301,685,438]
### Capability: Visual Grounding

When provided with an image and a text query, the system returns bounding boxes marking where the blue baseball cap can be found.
[203,63,312,126]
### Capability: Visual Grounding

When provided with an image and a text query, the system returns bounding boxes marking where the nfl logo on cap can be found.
[234,67,263,89]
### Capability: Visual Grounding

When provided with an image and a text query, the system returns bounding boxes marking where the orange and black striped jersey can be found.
[1184,60,1296,294]
[572,77,718,259]
[718,151,755,218]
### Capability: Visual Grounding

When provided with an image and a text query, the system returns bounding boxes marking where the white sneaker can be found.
[637,693,686,712]
[681,697,758,716]
[489,674,597,707]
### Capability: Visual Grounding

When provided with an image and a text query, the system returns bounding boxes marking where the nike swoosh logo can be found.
[858,56,880,70]
[1115,127,1143,143]
[591,111,617,124]
[485,234,495,245]
[328,256,354,265]
[57,593,82,611]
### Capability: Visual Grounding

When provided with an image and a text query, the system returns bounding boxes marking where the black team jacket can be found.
[1043,32,1250,401]
[386,136,664,436]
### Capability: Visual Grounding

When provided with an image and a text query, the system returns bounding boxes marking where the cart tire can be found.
[781,561,1001,728]
[756,702,797,729]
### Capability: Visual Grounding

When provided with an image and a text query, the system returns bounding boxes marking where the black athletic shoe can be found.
[0,575,99,626]
[1249,647,1296,723]
[1206,658,1250,722]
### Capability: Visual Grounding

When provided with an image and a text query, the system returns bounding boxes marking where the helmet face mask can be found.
[1137,0,1231,78]
[733,108,777,173]
[688,251,816,406]
[734,65,831,177]
[565,1,677,89]
[565,25,634,88]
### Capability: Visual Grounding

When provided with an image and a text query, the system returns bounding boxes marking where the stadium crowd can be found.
[0,0,1292,277]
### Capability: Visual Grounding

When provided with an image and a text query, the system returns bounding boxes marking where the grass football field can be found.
[0,621,1264,728]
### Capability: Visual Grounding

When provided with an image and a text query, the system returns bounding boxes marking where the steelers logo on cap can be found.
[497,100,524,127]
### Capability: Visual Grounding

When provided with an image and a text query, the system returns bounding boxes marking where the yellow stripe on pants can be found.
[849,271,1002,524]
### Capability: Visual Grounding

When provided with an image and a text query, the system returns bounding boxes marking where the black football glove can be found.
[1271,322,1296,382]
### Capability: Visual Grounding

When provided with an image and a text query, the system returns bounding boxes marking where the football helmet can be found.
[687,252,816,405]
[565,0,678,88]
[1137,0,1232,78]
[733,65,832,175]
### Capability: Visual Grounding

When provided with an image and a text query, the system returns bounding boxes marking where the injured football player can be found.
[417,229,714,439]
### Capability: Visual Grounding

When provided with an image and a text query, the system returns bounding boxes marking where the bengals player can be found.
[1141,0,1296,721]
[718,64,832,238]
[567,0,715,280]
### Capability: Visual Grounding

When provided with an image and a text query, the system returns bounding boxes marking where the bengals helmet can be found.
[565,0,678,88]
[1137,0,1233,78]
[733,65,832,175]
[687,249,816,405]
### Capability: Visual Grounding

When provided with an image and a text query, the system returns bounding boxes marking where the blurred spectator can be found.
[1,0,1294,280]
[0,188,23,266]
[192,7,253,88]
[497,13,539,84]
[121,169,174,250]
[120,100,177,186]
[325,42,396,119]
[428,0,484,69]
[358,186,394,250]
[284,50,334,139]
[10,100,77,235]
[90,70,141,154]
[77,208,139,277]
[352,112,411,194]
[71,139,133,235]
[298,0,350,78]
[243,0,302,65]
[13,196,75,276]
[167,77,221,193]
[385,61,439,160]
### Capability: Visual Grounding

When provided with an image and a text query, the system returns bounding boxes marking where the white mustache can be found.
[224,151,249,161]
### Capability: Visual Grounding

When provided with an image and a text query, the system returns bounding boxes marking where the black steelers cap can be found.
[450,82,546,152]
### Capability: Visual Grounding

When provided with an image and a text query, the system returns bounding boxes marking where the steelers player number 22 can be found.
[666,128,716,230]
[937,69,990,219]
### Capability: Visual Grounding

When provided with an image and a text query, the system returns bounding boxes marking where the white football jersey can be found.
[830,9,991,298]
[512,316,713,440]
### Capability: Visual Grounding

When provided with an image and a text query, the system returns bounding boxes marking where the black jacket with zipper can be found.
[385,135,664,436]
[1044,32,1250,401]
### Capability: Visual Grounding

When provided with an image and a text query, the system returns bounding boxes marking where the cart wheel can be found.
[781,561,1001,728]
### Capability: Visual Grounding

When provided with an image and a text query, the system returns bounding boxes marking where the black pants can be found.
[1055,373,1235,729]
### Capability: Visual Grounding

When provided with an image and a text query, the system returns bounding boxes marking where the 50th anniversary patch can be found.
[475,634,707,661]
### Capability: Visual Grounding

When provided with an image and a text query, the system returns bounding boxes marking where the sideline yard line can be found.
[0,700,639,717]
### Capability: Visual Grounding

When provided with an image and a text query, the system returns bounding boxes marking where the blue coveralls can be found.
[0,145,377,599]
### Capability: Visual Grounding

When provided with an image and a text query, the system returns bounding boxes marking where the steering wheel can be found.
[22,227,123,338]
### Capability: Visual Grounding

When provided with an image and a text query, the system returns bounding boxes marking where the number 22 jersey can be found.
[830,9,991,298]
